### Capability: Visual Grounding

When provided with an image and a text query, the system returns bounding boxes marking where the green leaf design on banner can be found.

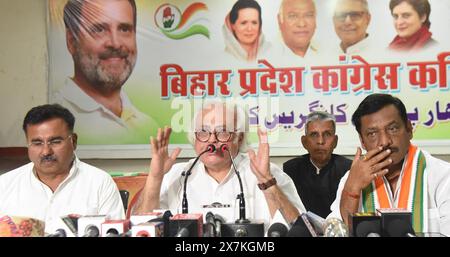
[161,24,209,40]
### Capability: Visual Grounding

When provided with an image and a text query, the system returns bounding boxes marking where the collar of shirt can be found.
[309,158,322,175]
[192,153,246,185]
[31,156,81,195]
[61,78,139,122]
[340,34,371,54]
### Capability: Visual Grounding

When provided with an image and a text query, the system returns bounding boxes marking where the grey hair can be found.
[187,100,250,153]
[334,0,369,13]
[279,0,317,21]
[305,111,336,134]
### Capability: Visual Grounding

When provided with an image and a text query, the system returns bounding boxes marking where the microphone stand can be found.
[221,145,249,224]
[182,145,215,213]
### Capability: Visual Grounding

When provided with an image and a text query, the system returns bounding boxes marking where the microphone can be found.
[204,212,217,237]
[169,213,203,237]
[83,225,100,237]
[148,210,173,237]
[218,144,265,237]
[46,228,67,237]
[220,144,248,223]
[377,208,414,237]
[77,215,108,237]
[182,144,216,213]
[131,221,164,237]
[323,218,349,237]
[101,220,130,237]
[214,214,225,237]
[268,223,288,237]
[51,214,80,237]
[349,212,381,237]
[287,213,317,237]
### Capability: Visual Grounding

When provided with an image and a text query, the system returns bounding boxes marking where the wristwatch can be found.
[258,177,277,190]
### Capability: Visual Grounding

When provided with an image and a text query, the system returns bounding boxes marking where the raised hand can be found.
[149,126,181,179]
[248,128,272,183]
[345,146,392,192]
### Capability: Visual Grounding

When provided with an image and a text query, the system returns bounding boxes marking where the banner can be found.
[47,0,450,157]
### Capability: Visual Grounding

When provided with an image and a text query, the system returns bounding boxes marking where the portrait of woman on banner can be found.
[222,0,271,62]
[388,0,437,51]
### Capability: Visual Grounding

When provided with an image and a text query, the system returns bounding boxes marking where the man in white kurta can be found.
[328,149,450,236]
[160,153,305,227]
[0,157,125,234]
[133,101,305,232]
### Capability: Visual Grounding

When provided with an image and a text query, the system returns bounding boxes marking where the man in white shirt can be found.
[0,104,124,235]
[54,0,157,144]
[132,101,305,232]
[328,94,450,236]
[277,0,319,60]
[332,0,372,55]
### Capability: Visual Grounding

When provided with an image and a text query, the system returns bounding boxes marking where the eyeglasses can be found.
[28,135,73,149]
[334,11,366,22]
[195,130,233,143]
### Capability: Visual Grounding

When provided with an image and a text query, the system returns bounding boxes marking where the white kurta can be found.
[0,157,125,234]
[159,153,305,229]
[328,149,450,236]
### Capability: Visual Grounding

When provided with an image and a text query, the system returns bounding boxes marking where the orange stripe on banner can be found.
[398,144,417,209]
[375,177,391,208]
[178,3,207,29]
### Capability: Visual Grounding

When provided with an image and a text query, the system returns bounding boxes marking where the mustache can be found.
[40,155,57,162]
[382,146,399,153]
[99,48,129,59]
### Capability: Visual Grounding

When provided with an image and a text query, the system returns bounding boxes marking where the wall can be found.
[0,0,48,147]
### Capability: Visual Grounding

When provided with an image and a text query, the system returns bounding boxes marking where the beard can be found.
[73,44,136,92]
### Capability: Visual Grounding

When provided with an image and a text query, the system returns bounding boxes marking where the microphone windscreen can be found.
[207,144,216,153]
[323,218,349,237]
[220,144,229,152]
[268,223,288,237]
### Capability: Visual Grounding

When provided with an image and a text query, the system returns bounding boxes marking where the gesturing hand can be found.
[248,128,272,183]
[149,126,181,179]
[345,146,392,192]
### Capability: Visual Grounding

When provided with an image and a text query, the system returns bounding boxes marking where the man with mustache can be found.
[283,111,351,218]
[54,0,157,144]
[328,94,450,236]
[0,104,124,235]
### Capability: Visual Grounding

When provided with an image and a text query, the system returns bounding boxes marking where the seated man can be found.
[329,94,450,236]
[132,101,304,230]
[284,111,351,218]
[0,104,124,234]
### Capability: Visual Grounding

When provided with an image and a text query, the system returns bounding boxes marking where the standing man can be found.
[0,104,124,235]
[332,0,372,55]
[277,0,318,59]
[329,94,450,236]
[55,0,157,144]
[283,111,351,218]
